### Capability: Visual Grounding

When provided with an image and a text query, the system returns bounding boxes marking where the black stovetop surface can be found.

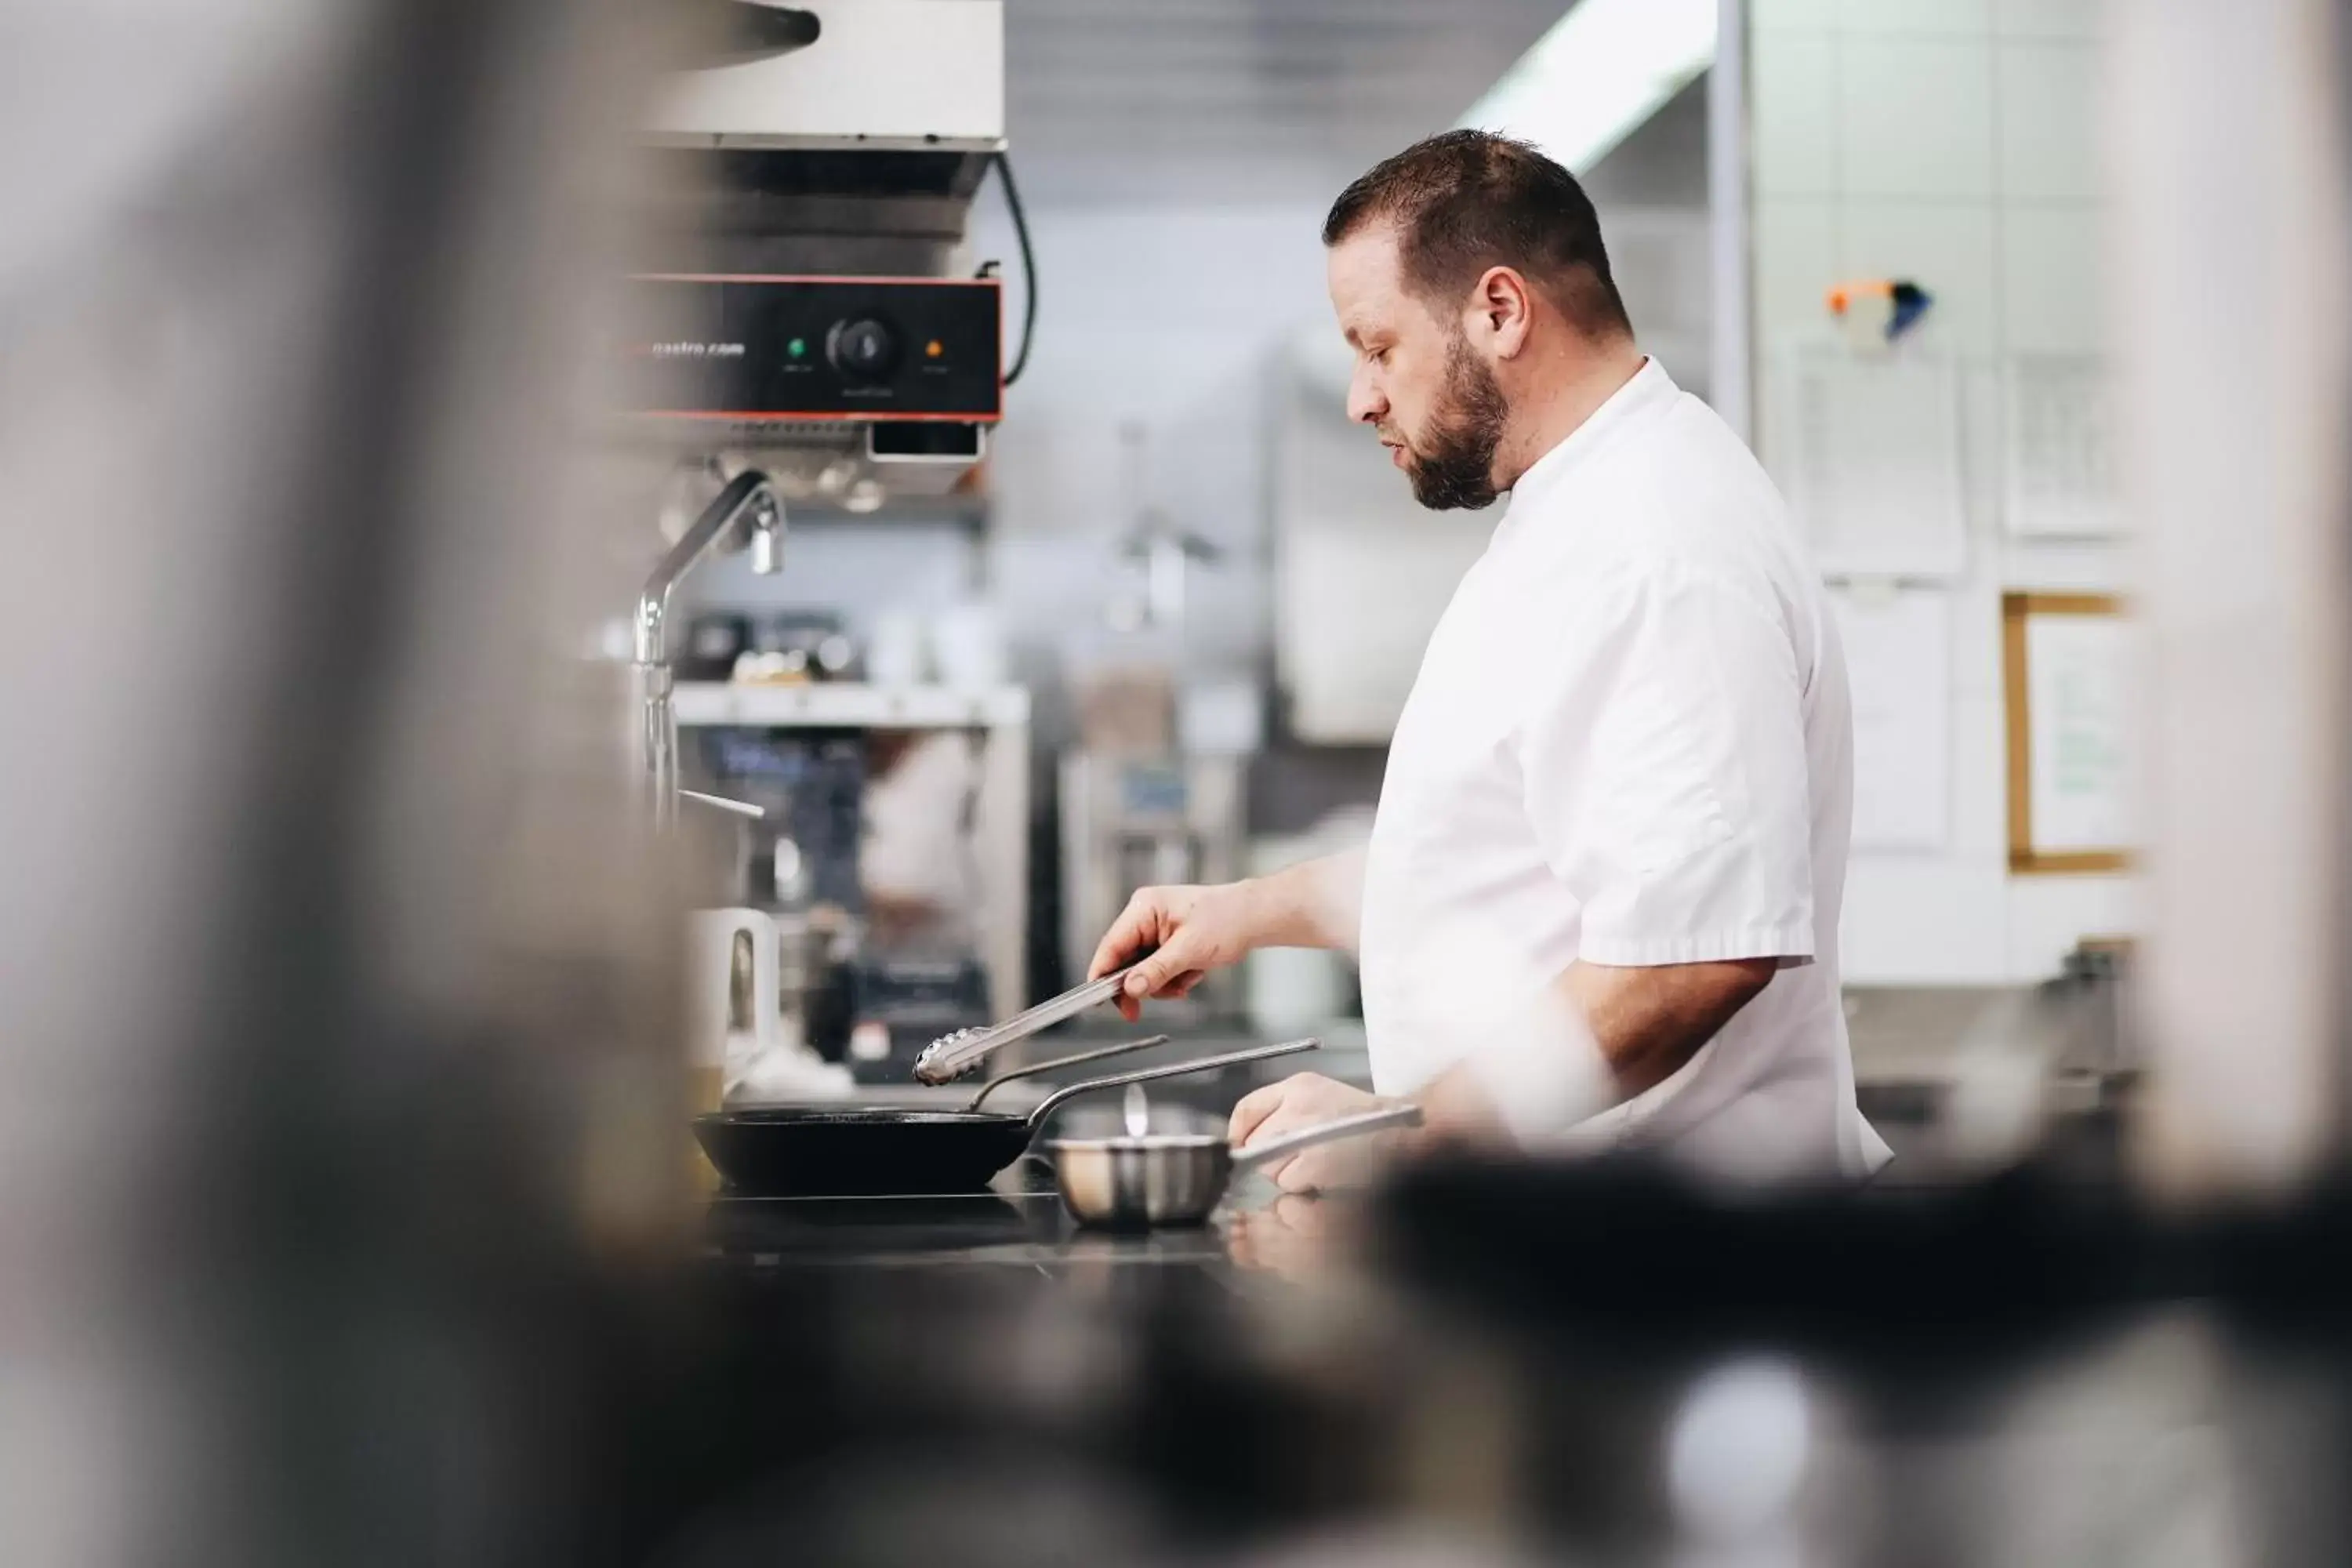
[699,1156,1250,1272]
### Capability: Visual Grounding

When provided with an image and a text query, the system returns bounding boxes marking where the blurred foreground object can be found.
[2114,0,2352,1195]
[0,2,702,1565]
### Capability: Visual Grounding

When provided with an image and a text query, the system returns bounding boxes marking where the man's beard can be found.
[1399,335,1508,510]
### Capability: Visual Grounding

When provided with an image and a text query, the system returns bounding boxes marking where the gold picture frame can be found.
[2002,591,2134,874]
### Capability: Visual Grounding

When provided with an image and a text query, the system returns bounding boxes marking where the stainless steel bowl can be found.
[1047,1105,1423,1228]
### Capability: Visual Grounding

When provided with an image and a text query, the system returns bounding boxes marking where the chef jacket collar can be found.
[1491,355,1675,549]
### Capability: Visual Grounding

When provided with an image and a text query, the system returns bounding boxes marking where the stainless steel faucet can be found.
[633,468,786,829]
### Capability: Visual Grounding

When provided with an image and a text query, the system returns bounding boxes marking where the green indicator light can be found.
[787,336,808,358]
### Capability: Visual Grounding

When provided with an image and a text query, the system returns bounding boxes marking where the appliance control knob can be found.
[826,316,898,382]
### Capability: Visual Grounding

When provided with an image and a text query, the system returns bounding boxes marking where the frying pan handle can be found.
[964,1034,1170,1111]
[1023,1038,1321,1130]
[1229,1105,1425,1173]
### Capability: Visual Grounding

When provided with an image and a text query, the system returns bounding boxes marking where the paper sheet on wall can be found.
[2005,356,2118,538]
[2024,614,2136,853]
[1830,586,1951,850]
[1780,348,1967,580]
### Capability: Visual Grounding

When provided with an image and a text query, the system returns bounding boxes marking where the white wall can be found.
[1749,0,2136,985]
[968,198,1335,682]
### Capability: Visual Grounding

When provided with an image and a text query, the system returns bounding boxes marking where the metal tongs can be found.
[912,964,1138,1083]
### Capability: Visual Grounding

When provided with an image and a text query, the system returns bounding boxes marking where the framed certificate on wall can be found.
[2003,592,2136,874]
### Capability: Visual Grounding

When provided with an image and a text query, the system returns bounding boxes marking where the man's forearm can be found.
[1564,957,1777,1098]
[1406,956,1779,1147]
[1241,847,1366,953]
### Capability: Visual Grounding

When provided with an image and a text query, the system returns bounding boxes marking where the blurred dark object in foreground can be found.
[0,2,704,1566]
[642,1154,2352,1566]
[1381,1152,2352,1354]
[1363,1154,2352,1565]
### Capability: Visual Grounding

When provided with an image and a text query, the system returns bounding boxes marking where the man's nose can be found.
[1346,365,1385,426]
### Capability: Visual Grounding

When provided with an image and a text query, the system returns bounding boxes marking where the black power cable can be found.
[992,151,1038,386]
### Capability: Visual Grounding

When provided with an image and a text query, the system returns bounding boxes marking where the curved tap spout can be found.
[635,470,783,667]
[633,468,783,831]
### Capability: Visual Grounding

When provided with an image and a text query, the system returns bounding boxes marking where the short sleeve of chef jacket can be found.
[1518,558,1817,968]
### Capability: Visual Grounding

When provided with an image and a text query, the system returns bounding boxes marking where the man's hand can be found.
[1086,880,1267,1021]
[1086,851,1368,1022]
[1226,1071,1414,1193]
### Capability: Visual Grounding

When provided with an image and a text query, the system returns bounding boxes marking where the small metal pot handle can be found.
[1229,1105,1424,1173]
[964,1034,1170,1111]
[1022,1038,1321,1130]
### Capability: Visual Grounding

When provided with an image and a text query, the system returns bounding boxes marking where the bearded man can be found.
[1088,130,1888,1187]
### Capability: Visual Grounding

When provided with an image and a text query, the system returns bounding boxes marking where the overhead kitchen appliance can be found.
[650,0,1003,151]
[629,271,1002,454]
[626,0,1019,507]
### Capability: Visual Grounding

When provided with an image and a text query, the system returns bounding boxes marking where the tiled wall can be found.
[1749,0,2136,984]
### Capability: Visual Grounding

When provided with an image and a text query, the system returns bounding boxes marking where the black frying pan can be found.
[694,1036,1320,1196]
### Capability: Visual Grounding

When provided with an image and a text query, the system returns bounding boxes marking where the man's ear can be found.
[1465,265,1536,359]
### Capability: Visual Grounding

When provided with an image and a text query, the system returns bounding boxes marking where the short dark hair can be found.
[1322,129,1632,341]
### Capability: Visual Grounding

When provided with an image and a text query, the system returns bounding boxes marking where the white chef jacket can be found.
[1358,358,1888,1181]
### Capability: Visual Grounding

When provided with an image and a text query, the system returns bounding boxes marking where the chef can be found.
[1087,130,1888,1189]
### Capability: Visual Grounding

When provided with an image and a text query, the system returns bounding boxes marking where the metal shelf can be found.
[671,682,1029,729]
